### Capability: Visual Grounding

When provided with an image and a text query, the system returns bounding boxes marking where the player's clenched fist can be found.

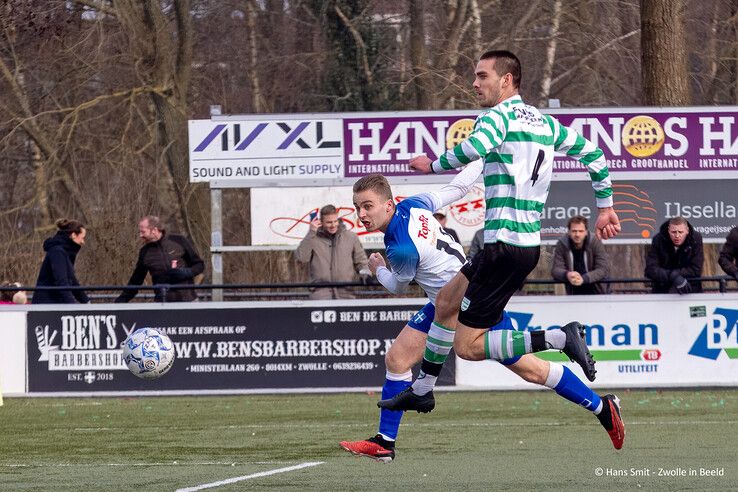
[409,154,433,174]
[368,252,386,274]
[595,207,621,240]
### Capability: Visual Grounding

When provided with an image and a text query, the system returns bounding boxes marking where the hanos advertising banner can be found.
[344,107,738,177]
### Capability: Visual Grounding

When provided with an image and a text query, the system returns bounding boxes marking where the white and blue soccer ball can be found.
[122,328,175,379]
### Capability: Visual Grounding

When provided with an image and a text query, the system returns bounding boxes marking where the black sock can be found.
[420,359,443,377]
[373,434,395,449]
[530,331,547,352]
[597,401,613,430]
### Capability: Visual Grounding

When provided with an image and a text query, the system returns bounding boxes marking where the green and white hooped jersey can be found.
[431,95,613,247]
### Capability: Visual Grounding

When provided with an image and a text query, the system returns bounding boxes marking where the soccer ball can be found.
[122,328,175,379]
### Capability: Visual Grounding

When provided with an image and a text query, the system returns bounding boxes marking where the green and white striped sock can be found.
[484,329,566,361]
[411,322,455,395]
[485,329,531,361]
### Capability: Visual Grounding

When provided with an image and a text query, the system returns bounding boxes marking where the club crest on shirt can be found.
[461,297,471,311]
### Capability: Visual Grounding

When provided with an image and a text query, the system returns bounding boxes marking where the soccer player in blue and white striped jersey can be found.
[379,50,625,450]
[339,161,485,462]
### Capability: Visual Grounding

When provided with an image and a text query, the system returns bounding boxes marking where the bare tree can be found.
[409,0,431,109]
[537,0,562,106]
[1,0,736,292]
[641,0,691,105]
[111,0,209,251]
[406,0,497,109]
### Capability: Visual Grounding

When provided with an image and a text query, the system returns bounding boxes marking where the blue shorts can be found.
[407,302,435,333]
[408,304,519,365]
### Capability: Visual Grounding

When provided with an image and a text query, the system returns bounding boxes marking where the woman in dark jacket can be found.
[32,219,90,304]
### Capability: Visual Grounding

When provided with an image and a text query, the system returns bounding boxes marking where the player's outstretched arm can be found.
[595,207,621,240]
[409,154,433,174]
[432,160,483,209]
[545,115,613,212]
[410,112,507,175]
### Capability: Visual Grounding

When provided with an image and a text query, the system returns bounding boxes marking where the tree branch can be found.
[12,85,170,130]
[172,0,192,94]
[71,0,117,18]
[538,0,562,106]
[550,29,640,90]
[334,5,373,84]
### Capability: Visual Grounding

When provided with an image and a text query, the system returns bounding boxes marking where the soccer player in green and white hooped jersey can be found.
[379,50,626,450]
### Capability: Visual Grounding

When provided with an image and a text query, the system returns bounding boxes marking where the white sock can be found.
[543,362,564,389]
[593,400,604,414]
[545,329,566,350]
[386,370,412,382]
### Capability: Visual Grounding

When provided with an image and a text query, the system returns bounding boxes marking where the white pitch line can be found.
[175,461,324,492]
[0,461,292,468]
[68,419,737,433]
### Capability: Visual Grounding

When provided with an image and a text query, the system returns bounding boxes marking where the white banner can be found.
[251,184,486,247]
[189,107,738,186]
[188,118,344,182]
[456,294,738,389]
[0,311,27,395]
[3,295,738,395]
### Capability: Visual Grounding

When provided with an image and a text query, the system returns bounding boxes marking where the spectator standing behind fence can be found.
[0,282,27,304]
[295,205,370,300]
[718,225,738,284]
[432,210,460,243]
[32,219,89,304]
[551,215,611,295]
[645,217,703,294]
[115,216,204,303]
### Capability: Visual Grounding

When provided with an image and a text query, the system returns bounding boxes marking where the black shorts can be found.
[459,242,540,328]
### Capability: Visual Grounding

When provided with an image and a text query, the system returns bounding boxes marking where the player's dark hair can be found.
[567,215,589,229]
[668,216,688,228]
[55,218,85,236]
[352,174,393,202]
[479,50,521,88]
[320,205,337,218]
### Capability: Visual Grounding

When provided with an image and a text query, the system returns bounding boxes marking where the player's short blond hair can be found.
[352,174,393,202]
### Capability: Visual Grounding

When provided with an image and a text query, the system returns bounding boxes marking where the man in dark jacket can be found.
[33,218,90,304]
[115,216,205,303]
[645,217,703,294]
[551,215,611,295]
[718,226,738,283]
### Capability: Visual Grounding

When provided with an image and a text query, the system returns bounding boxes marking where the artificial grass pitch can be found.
[0,389,735,490]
